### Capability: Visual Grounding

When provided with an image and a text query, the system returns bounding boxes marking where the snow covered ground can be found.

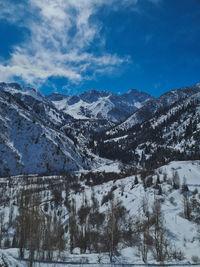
[0,161,199,266]
[72,161,200,265]
[2,247,200,267]
[159,161,200,186]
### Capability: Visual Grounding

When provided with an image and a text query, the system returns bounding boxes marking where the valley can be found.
[0,83,200,266]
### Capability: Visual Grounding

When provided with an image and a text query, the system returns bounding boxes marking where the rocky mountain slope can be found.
[0,83,92,176]
[0,83,154,176]
[1,81,200,176]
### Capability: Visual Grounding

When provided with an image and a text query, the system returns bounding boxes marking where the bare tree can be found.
[140,221,150,263]
[183,192,191,220]
[69,198,78,253]
[105,199,126,262]
[0,211,5,248]
[152,199,169,262]
[172,171,180,189]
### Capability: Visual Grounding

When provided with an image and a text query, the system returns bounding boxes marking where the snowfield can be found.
[159,161,200,186]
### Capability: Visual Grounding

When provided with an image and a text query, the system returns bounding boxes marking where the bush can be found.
[78,206,91,224]
[167,178,172,186]
[172,249,185,261]
[101,191,114,206]
[191,255,200,263]
[169,196,175,204]
[111,185,118,192]
[52,189,63,206]
[44,202,49,212]
[192,188,198,195]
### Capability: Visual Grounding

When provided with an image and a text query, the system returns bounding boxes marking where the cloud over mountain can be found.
[0,0,132,86]
[0,0,163,88]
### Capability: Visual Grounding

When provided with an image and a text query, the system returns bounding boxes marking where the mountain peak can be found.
[195,82,200,88]
[0,82,47,103]
[80,90,112,103]
[0,82,22,90]
[81,89,111,97]
[46,92,69,101]
[126,88,140,94]
[124,88,153,97]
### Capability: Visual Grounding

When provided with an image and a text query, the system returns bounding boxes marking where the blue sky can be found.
[0,0,200,96]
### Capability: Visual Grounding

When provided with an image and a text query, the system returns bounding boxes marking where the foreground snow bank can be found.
[0,250,25,267]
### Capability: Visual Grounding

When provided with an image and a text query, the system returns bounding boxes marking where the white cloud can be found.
[0,0,155,87]
[0,1,25,24]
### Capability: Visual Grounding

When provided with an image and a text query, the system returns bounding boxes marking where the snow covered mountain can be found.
[0,83,154,176]
[0,83,92,176]
[108,84,200,134]
[1,81,200,176]
[94,84,200,166]
[1,81,200,266]
[46,89,154,123]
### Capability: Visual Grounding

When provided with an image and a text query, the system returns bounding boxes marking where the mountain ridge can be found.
[1,81,200,176]
[107,84,200,135]
[94,87,200,167]
[46,88,154,123]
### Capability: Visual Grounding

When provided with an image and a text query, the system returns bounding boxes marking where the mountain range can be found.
[0,81,200,176]
[0,81,200,266]
[95,83,200,166]
[46,88,153,122]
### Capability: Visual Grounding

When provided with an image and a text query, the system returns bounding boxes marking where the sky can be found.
[0,0,200,97]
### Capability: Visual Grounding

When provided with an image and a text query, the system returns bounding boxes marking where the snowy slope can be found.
[0,83,92,176]
[73,160,200,264]
[159,160,200,186]
[108,84,200,134]
[1,160,199,265]
[0,82,45,103]
[0,250,25,267]
[96,88,200,166]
